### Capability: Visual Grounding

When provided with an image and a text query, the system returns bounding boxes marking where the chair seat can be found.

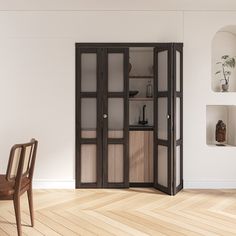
[0,175,30,197]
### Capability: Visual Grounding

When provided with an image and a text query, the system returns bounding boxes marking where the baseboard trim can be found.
[33,179,75,189]
[184,179,236,189]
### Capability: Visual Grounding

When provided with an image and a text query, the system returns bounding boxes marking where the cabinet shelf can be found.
[129,75,154,79]
[129,125,154,131]
[129,97,154,101]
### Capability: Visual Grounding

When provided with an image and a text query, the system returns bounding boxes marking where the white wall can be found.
[184,12,236,188]
[1,0,236,188]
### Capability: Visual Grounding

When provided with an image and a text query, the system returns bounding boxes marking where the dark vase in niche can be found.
[215,120,226,146]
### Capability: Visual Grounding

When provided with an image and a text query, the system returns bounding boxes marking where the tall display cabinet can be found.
[76,43,183,195]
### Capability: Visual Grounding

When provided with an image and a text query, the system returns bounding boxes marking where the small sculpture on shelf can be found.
[138,105,148,125]
[146,80,153,98]
[215,120,226,146]
[129,90,139,97]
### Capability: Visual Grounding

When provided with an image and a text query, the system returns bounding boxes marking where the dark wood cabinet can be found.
[76,43,183,195]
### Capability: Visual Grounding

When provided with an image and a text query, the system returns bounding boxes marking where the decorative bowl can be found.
[129,90,139,97]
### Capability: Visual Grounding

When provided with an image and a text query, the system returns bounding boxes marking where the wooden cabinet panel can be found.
[81,145,97,183]
[108,145,124,183]
[129,131,153,183]
[81,130,96,138]
[108,130,123,138]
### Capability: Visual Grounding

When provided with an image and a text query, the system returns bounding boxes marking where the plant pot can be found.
[222,83,229,92]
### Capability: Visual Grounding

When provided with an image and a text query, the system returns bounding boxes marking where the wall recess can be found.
[206,105,236,146]
[212,26,236,92]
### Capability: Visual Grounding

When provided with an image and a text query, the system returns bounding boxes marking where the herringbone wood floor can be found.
[0,188,236,236]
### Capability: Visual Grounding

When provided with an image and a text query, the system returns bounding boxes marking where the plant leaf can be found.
[225,71,231,75]
[222,55,229,60]
[225,58,236,68]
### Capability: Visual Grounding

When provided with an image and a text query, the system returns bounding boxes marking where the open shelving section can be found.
[129,47,154,130]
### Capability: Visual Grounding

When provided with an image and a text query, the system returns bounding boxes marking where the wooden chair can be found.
[0,138,38,236]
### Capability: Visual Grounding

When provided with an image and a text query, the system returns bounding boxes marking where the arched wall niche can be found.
[212,25,236,92]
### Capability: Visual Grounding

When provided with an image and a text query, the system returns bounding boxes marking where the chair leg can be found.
[13,195,22,236]
[27,187,34,227]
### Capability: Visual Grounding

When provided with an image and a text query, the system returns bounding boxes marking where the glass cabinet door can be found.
[173,44,183,194]
[103,48,129,187]
[76,46,129,188]
[154,45,173,195]
[76,48,102,188]
[154,44,183,195]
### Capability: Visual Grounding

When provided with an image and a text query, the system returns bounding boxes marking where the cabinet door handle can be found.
[103,114,108,119]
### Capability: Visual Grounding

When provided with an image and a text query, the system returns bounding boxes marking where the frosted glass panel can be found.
[81,145,96,183]
[81,53,97,92]
[176,97,181,140]
[158,145,168,187]
[108,98,124,138]
[81,99,96,138]
[158,98,168,140]
[176,51,181,92]
[108,145,124,182]
[108,53,124,92]
[176,145,181,187]
[158,50,168,92]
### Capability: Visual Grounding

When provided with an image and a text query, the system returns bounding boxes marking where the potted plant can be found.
[215,55,236,92]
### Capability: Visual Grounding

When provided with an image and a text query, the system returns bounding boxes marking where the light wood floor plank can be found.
[0,189,236,236]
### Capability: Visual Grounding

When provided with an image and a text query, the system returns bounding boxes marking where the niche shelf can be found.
[206,105,236,146]
[212,25,236,92]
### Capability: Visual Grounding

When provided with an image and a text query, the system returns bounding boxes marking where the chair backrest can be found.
[6,139,38,183]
